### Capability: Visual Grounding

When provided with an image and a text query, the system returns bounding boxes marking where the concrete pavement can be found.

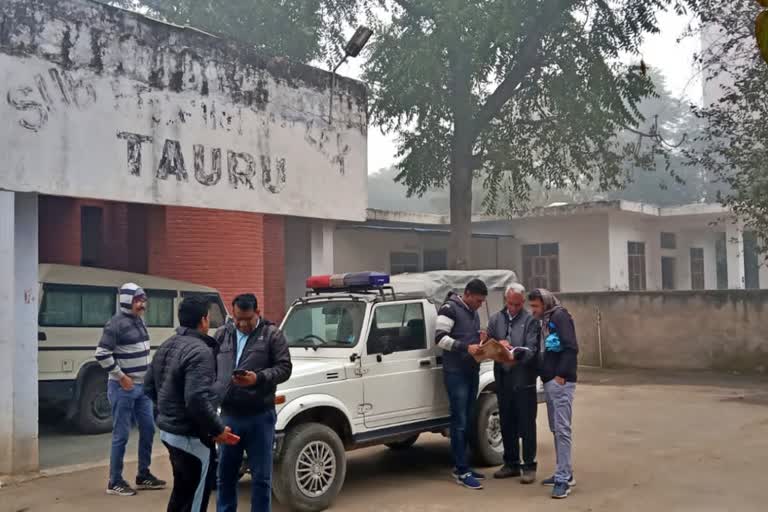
[4,369,768,511]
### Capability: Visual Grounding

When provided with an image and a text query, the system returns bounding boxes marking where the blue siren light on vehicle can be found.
[306,271,390,290]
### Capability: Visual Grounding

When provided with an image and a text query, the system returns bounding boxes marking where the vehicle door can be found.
[361,301,437,429]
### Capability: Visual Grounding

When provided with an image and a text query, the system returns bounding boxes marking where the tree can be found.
[688,0,768,241]
[364,0,696,269]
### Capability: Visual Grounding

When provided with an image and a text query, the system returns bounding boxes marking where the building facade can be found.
[333,201,767,293]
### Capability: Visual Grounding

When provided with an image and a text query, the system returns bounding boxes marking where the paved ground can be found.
[4,369,768,512]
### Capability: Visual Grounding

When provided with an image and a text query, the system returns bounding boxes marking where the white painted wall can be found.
[0,192,39,474]
[0,0,367,221]
[481,214,611,292]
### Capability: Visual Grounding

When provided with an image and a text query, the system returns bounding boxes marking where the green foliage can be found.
[364,0,698,222]
[688,0,768,240]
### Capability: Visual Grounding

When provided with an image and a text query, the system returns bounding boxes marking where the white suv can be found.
[270,271,540,512]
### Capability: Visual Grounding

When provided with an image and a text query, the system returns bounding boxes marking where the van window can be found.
[145,290,175,327]
[40,285,116,327]
[182,292,226,329]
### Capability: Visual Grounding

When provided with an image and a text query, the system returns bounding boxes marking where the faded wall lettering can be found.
[117,132,152,176]
[7,87,47,132]
[194,145,222,186]
[227,151,257,190]
[261,156,286,194]
[157,139,188,181]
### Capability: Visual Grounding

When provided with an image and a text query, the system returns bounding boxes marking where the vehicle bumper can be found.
[39,380,75,409]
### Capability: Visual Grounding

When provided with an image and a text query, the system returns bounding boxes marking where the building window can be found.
[660,232,677,250]
[39,285,116,327]
[390,252,420,275]
[81,206,104,267]
[423,249,448,272]
[715,233,728,290]
[690,248,705,290]
[627,242,647,291]
[661,256,676,290]
[743,231,760,289]
[522,243,560,292]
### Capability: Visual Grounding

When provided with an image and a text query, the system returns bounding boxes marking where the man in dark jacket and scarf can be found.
[528,288,579,500]
[486,283,540,483]
[214,293,292,512]
[145,295,240,512]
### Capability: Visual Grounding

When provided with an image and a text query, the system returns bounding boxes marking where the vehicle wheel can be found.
[385,434,419,451]
[470,393,504,467]
[273,423,346,512]
[75,369,112,434]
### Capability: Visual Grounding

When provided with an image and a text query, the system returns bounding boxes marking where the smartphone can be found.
[232,369,248,378]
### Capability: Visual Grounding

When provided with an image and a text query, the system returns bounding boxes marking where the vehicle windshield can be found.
[282,301,366,349]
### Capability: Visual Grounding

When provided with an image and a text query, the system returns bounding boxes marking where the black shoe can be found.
[107,480,137,496]
[493,465,522,479]
[136,473,167,490]
[521,469,537,484]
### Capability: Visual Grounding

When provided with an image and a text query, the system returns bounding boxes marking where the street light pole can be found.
[328,26,373,125]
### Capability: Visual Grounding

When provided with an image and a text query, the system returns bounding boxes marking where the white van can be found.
[37,264,228,434]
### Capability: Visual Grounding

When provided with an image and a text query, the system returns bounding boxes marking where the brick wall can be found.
[38,196,287,320]
[147,206,287,320]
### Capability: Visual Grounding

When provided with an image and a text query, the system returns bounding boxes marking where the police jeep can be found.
[270,270,540,512]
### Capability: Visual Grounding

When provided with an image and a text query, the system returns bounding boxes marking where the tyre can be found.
[75,369,112,434]
[470,393,504,467]
[273,423,346,512]
[385,434,420,451]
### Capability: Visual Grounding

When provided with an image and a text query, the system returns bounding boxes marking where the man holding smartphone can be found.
[145,295,240,512]
[215,293,292,512]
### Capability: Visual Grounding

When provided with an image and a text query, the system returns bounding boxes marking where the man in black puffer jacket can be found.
[145,296,240,512]
[214,293,292,512]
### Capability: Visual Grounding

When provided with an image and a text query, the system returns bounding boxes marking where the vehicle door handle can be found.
[419,359,432,367]
[38,331,47,341]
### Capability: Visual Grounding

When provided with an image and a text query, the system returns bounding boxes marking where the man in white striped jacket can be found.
[95,282,166,497]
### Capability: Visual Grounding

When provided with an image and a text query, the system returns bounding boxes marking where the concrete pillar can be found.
[725,223,745,289]
[310,220,335,275]
[0,192,39,475]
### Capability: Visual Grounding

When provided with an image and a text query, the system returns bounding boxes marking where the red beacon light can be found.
[306,271,390,291]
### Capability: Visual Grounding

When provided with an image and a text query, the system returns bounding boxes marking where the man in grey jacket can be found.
[486,284,540,483]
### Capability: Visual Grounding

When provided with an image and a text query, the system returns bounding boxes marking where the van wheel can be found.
[75,370,112,434]
[273,423,346,512]
[470,393,504,467]
[385,434,419,451]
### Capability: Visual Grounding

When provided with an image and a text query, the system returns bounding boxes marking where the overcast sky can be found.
[336,9,701,174]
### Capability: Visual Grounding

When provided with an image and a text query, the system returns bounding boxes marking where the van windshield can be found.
[283,301,366,349]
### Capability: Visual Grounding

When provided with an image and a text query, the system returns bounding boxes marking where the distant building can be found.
[329,201,767,293]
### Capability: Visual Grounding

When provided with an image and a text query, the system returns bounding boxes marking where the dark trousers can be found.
[496,378,538,470]
[217,409,276,512]
[161,431,213,512]
[443,370,479,474]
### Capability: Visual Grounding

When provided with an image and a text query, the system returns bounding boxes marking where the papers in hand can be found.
[472,339,531,364]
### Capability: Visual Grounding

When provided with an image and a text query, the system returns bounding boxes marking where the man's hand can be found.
[214,426,240,446]
[468,344,481,356]
[555,376,566,386]
[119,375,134,391]
[478,330,488,344]
[499,340,512,350]
[232,370,258,387]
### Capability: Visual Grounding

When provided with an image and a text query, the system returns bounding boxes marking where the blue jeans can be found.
[217,409,276,512]
[107,380,155,485]
[443,370,479,474]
